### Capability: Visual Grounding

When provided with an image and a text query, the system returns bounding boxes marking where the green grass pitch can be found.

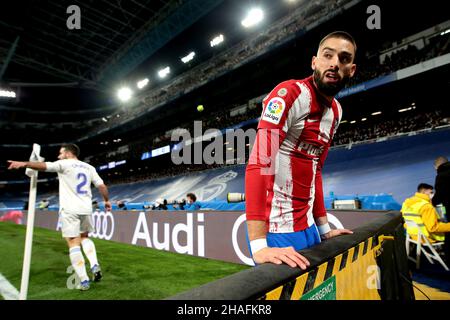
[0,222,249,300]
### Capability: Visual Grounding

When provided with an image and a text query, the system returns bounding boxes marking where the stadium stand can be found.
[74,20,450,141]
[334,109,449,146]
[66,24,450,180]
[2,60,449,216]
[77,104,448,185]
[2,127,448,213]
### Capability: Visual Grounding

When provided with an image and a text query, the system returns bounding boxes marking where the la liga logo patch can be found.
[268,99,284,114]
[262,97,286,124]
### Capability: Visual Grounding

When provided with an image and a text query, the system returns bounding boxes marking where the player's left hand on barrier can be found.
[253,246,310,269]
[104,201,112,212]
[7,160,26,170]
[321,228,353,240]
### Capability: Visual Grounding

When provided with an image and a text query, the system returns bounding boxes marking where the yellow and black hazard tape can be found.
[260,234,392,300]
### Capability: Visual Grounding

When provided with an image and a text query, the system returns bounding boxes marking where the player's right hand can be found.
[104,201,112,212]
[252,246,310,269]
[7,160,26,170]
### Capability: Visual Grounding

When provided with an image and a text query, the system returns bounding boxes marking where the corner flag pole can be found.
[19,143,44,300]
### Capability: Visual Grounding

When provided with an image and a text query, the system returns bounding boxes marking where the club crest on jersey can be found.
[277,88,287,97]
[262,97,285,124]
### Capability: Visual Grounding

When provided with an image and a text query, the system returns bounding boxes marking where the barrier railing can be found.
[168,212,414,300]
[11,209,414,299]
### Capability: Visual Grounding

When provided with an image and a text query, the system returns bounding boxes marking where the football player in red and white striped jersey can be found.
[246,31,357,268]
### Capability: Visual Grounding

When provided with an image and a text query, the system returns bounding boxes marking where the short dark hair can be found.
[417,183,433,192]
[186,193,197,202]
[434,156,448,168]
[61,143,80,157]
[318,31,357,54]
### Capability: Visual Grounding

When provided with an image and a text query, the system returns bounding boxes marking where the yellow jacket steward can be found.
[401,192,450,242]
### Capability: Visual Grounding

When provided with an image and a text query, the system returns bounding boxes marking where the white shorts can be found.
[60,212,94,238]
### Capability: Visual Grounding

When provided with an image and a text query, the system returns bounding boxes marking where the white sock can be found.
[81,238,99,269]
[69,246,89,282]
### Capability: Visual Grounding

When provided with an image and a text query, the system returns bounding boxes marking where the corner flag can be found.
[19,143,44,300]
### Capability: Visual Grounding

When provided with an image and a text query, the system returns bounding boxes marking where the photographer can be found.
[117,200,128,211]
[152,198,168,210]
[174,193,201,211]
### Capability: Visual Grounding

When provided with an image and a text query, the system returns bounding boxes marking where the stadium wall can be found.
[168,212,414,300]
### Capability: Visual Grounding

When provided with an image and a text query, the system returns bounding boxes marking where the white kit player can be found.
[8,144,112,291]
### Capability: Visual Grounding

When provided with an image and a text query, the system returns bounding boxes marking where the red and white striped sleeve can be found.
[313,100,342,219]
[312,145,329,219]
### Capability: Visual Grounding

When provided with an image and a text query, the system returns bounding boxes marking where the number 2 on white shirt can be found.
[76,172,88,195]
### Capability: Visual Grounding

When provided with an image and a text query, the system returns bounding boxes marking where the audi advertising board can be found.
[21,210,389,265]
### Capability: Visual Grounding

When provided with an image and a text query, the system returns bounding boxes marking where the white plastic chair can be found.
[404,219,449,271]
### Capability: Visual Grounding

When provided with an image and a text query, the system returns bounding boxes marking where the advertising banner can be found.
[20,209,389,265]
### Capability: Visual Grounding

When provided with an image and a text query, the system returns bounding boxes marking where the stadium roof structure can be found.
[0,0,223,90]
[1,0,449,147]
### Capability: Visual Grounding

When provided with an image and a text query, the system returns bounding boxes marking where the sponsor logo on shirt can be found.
[262,97,285,125]
[297,141,324,156]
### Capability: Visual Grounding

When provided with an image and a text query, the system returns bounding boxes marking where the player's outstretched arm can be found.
[97,184,112,212]
[7,160,47,171]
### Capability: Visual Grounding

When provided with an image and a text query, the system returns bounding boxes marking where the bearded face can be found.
[312,37,356,98]
[313,67,351,97]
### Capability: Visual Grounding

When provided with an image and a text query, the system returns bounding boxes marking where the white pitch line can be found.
[0,273,19,300]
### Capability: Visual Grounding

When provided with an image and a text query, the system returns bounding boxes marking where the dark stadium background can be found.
[1,0,449,194]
